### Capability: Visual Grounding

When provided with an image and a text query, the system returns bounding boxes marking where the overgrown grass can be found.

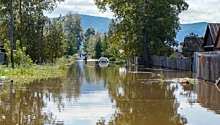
[0,56,74,85]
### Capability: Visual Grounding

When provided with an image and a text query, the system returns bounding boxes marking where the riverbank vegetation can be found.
[0,39,74,85]
[0,56,74,85]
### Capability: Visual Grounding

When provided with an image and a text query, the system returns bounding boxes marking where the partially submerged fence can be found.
[150,53,220,82]
[150,55,192,71]
[194,52,220,82]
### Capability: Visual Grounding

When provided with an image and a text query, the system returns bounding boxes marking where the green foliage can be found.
[64,12,84,51]
[44,16,67,63]
[84,27,95,37]
[66,34,77,55]
[0,56,74,85]
[101,32,111,57]
[148,40,174,56]
[0,0,65,61]
[87,32,103,58]
[95,37,102,58]
[94,0,188,63]
[169,54,176,62]
[83,27,95,53]
[181,33,204,57]
[4,40,33,67]
[83,28,119,61]
[114,59,126,65]
[157,71,165,80]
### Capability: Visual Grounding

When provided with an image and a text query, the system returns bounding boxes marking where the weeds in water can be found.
[0,56,74,85]
[157,71,165,80]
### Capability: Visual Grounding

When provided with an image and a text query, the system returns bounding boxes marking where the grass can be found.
[0,56,74,85]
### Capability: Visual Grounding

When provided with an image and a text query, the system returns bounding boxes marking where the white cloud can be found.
[44,0,114,19]
[179,0,220,24]
[45,0,220,24]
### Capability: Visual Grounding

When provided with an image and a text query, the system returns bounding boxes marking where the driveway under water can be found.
[1,60,220,125]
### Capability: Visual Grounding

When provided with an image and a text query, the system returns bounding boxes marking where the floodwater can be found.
[1,60,220,125]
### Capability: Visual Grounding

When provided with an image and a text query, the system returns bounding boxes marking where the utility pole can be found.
[10,0,14,69]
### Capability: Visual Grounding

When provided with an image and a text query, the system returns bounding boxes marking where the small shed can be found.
[202,23,220,51]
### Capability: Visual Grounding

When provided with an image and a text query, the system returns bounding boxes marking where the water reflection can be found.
[1,61,220,125]
[0,78,63,125]
[105,70,187,125]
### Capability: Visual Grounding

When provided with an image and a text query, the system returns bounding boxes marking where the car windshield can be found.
[99,57,108,63]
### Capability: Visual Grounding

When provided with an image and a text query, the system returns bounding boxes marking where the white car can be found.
[98,57,109,67]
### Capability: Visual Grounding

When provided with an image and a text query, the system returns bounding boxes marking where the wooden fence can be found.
[195,53,220,82]
[150,55,192,71]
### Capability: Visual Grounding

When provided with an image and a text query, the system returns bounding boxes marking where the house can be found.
[202,23,220,51]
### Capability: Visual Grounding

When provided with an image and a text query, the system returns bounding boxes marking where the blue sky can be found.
[45,0,220,24]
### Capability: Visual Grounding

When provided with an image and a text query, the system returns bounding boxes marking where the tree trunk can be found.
[143,27,149,67]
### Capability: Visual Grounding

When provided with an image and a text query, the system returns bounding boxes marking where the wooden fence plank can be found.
[150,55,191,71]
[195,53,220,82]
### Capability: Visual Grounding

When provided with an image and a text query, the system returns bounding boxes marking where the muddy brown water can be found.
[1,60,220,125]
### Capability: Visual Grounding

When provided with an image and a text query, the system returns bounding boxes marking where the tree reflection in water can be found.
[67,61,189,125]
[0,78,64,125]
[0,61,191,125]
[97,68,188,125]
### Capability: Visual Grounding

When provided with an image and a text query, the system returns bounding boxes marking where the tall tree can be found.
[101,32,110,57]
[64,12,83,51]
[94,0,188,67]
[44,17,67,62]
[83,27,95,53]
[87,32,102,58]
[95,35,102,58]
[0,0,64,62]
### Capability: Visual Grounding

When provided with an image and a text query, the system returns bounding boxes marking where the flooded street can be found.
[1,60,220,125]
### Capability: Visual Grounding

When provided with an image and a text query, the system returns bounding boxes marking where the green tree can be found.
[87,32,102,58]
[101,32,110,57]
[4,40,32,67]
[94,0,188,67]
[181,33,204,57]
[66,33,77,56]
[87,36,96,58]
[95,35,102,58]
[83,27,95,53]
[64,12,83,51]
[44,17,67,63]
[0,0,64,62]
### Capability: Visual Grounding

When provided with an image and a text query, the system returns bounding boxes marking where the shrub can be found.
[4,40,33,67]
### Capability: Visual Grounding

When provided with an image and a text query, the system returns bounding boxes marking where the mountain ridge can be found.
[78,14,207,43]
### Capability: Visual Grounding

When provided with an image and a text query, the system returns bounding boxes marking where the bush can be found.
[169,54,176,62]
[4,40,33,67]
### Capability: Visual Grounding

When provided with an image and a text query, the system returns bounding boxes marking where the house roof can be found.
[203,23,220,47]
